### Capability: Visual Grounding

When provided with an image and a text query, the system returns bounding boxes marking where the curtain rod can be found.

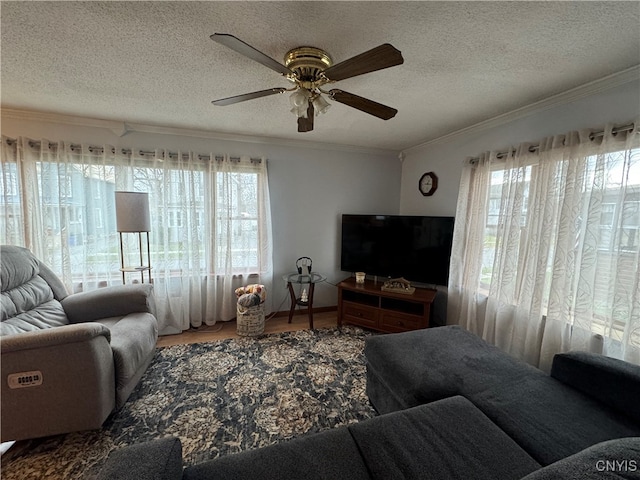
[470,122,636,163]
[3,138,262,164]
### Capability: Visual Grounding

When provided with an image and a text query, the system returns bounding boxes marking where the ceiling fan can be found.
[210,34,404,133]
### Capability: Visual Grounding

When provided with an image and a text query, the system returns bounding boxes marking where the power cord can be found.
[191,323,224,333]
[264,290,290,322]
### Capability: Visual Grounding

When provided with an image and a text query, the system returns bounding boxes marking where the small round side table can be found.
[283,272,326,329]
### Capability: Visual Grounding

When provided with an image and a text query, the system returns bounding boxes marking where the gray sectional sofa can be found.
[98,326,640,479]
[365,326,640,466]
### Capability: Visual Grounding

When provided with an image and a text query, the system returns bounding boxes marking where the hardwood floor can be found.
[156,310,339,347]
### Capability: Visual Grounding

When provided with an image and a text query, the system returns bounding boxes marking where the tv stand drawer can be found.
[343,302,379,328]
[380,312,423,332]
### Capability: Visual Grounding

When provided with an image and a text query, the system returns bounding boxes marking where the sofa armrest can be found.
[1,324,116,441]
[97,437,183,480]
[520,437,640,480]
[62,284,155,323]
[0,322,111,352]
[551,351,640,423]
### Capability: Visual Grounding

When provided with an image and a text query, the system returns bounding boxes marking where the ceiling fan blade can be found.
[328,90,398,120]
[298,103,315,132]
[322,44,403,82]
[212,88,287,106]
[211,33,293,76]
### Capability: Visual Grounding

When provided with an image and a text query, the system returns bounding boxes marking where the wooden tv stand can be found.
[337,277,437,333]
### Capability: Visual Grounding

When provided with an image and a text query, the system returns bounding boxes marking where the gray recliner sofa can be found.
[1,245,158,442]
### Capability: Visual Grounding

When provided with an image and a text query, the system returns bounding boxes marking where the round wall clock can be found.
[419,172,438,196]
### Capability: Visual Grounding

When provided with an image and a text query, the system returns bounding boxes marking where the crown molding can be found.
[402,65,640,155]
[129,121,398,156]
[5,65,637,157]
[0,108,397,157]
[1,108,133,137]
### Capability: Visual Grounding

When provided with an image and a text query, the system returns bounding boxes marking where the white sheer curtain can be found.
[448,121,640,371]
[0,137,273,334]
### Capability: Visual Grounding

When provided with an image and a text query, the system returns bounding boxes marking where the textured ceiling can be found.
[2,1,639,151]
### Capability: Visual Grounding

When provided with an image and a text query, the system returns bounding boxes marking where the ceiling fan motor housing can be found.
[284,47,332,88]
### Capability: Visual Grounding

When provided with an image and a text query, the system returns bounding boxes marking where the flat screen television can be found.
[340,214,455,286]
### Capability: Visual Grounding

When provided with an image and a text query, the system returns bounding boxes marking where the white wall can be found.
[7,76,635,313]
[399,78,640,216]
[1,115,401,311]
[260,144,400,309]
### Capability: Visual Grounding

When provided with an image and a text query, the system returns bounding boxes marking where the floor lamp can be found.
[115,191,151,284]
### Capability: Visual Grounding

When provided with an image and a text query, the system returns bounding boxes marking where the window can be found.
[448,125,640,371]
[471,146,639,346]
[1,141,270,287]
[0,161,22,243]
[599,202,616,249]
[2,138,272,330]
[215,171,259,271]
[480,167,532,290]
[169,210,184,228]
[94,208,103,229]
[0,165,18,197]
[621,200,640,251]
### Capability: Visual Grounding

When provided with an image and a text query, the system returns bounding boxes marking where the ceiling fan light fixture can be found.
[312,94,331,116]
[290,105,308,118]
[289,89,310,108]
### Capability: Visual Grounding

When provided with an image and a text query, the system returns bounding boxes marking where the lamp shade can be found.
[115,192,150,232]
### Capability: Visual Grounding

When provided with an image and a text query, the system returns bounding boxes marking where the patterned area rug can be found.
[1,326,376,479]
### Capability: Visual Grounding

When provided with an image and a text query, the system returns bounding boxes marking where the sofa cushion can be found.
[0,298,68,336]
[364,325,542,413]
[1,279,69,336]
[551,351,640,423]
[183,426,371,480]
[1,246,69,336]
[520,437,640,480]
[99,313,158,407]
[0,245,39,291]
[471,374,640,466]
[348,395,541,480]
